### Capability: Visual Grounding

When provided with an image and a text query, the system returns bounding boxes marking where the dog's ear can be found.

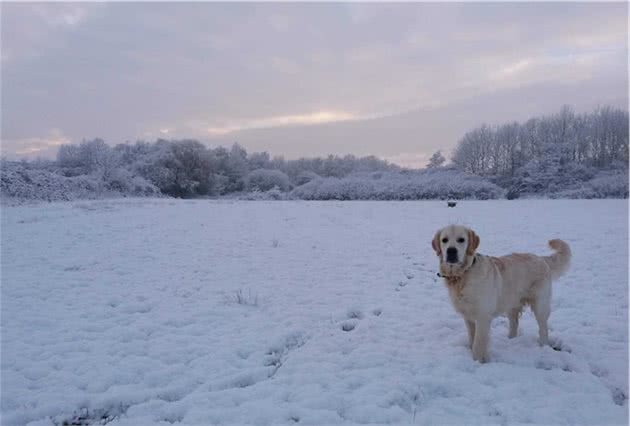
[432,230,442,257]
[466,229,480,256]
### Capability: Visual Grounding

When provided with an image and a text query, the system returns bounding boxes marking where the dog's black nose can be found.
[446,247,458,263]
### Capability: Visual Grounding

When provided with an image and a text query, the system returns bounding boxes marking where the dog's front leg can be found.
[465,319,475,349]
[508,308,520,339]
[472,317,491,362]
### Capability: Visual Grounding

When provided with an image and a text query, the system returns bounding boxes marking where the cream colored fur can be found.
[432,225,571,362]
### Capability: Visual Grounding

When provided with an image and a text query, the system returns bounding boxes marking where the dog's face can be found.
[432,225,480,266]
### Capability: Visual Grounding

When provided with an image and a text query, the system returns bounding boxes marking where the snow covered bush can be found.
[552,171,629,199]
[293,170,320,186]
[238,187,290,200]
[105,167,160,196]
[291,168,504,200]
[508,151,626,199]
[244,169,291,192]
[0,161,159,204]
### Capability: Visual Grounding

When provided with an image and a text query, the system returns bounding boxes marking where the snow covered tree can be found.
[57,144,83,169]
[248,152,271,170]
[451,105,628,196]
[224,143,249,192]
[426,151,446,168]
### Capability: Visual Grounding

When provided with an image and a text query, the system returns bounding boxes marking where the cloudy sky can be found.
[2,2,627,166]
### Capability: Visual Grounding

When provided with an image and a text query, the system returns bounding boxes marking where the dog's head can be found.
[432,225,480,267]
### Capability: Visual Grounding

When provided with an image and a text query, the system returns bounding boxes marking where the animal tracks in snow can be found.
[339,308,383,332]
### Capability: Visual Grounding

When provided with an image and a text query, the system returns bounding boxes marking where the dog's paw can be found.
[472,352,489,363]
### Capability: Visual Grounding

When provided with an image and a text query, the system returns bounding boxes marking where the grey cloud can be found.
[1,3,627,162]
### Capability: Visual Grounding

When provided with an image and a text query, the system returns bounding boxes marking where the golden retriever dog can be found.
[432,225,571,362]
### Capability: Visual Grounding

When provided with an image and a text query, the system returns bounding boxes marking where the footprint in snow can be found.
[612,388,627,406]
[340,308,382,331]
[341,321,357,332]
[395,280,410,292]
[548,337,571,353]
[340,310,365,332]
[346,309,363,320]
[535,359,573,372]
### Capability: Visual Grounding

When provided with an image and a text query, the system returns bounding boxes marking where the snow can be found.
[1,199,627,425]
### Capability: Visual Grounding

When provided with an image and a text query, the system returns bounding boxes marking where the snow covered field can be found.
[1,199,628,425]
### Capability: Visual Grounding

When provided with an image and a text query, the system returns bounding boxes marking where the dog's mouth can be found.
[440,256,470,275]
[439,254,476,275]
[443,258,462,267]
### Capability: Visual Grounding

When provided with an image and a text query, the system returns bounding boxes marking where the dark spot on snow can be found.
[157,389,185,403]
[489,408,502,417]
[612,388,627,406]
[289,416,300,423]
[347,310,363,320]
[549,338,571,353]
[161,414,184,424]
[372,308,382,316]
[64,266,81,272]
[535,360,573,373]
[233,374,257,388]
[341,321,356,332]
[590,364,608,378]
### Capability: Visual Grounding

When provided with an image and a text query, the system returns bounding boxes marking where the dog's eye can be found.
[441,238,448,243]
[457,237,465,243]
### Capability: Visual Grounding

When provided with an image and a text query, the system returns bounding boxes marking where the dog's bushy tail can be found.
[544,239,571,280]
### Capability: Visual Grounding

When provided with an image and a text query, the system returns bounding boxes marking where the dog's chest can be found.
[448,285,481,318]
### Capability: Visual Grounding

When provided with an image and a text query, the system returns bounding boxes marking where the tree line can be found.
[449,105,627,197]
[3,104,627,201]
[55,138,398,198]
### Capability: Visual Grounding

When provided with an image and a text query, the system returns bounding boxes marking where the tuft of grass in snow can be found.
[54,405,128,426]
[225,289,259,307]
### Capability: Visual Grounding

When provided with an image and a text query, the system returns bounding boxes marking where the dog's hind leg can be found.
[532,281,552,346]
[508,308,521,338]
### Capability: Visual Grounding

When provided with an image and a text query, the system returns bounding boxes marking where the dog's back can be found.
[491,239,571,285]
